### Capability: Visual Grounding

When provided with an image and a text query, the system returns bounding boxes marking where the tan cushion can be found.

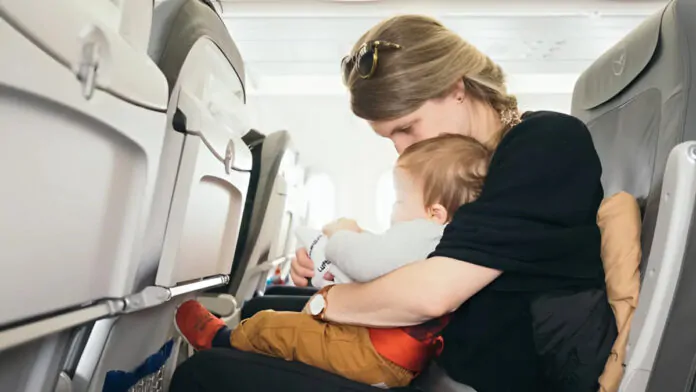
[597,192,642,392]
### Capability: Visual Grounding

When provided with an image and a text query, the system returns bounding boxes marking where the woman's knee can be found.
[170,349,254,391]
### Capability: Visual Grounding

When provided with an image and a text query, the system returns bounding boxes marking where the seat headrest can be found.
[148,0,245,97]
[574,8,663,110]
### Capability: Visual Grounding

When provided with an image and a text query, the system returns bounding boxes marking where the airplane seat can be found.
[571,0,696,391]
[202,130,300,322]
[68,0,253,391]
[0,1,168,391]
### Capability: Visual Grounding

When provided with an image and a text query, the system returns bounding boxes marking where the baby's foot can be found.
[175,300,226,350]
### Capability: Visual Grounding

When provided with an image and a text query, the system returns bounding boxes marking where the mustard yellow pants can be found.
[230,310,414,388]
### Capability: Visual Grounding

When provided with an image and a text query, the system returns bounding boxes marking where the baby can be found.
[175,134,491,388]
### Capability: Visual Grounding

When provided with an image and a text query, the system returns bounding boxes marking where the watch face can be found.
[309,295,326,316]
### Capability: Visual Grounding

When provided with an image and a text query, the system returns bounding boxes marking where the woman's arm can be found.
[323,256,501,327]
[318,112,599,327]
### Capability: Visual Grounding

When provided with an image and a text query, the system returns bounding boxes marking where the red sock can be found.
[175,300,227,350]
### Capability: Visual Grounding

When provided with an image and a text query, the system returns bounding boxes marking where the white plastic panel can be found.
[155,38,252,287]
[0,0,167,110]
[117,0,154,53]
[620,142,696,392]
[0,19,166,326]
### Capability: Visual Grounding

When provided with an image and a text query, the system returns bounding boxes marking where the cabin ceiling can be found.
[219,0,667,95]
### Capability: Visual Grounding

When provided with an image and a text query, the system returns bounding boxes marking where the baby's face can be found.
[391,168,446,225]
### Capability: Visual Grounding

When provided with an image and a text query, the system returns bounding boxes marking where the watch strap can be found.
[312,284,334,321]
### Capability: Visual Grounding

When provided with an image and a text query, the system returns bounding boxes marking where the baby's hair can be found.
[397,134,491,219]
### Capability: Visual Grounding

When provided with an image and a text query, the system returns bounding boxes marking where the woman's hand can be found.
[322,218,362,238]
[290,248,314,287]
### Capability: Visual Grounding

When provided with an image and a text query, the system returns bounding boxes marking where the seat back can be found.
[69,0,253,390]
[0,1,167,391]
[225,131,300,302]
[571,1,696,390]
[0,0,166,335]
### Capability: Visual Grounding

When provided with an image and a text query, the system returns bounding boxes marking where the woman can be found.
[171,15,616,392]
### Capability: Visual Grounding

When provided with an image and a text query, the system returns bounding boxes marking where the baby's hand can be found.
[322,218,362,238]
[323,271,335,282]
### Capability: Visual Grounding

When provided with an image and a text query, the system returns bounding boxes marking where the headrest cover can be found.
[574,8,663,110]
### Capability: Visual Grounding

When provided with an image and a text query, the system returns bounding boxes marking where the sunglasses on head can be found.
[341,40,402,84]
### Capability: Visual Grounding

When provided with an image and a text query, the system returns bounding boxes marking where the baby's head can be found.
[392,134,491,225]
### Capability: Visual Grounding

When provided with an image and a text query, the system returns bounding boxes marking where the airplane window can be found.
[304,173,336,230]
[375,169,396,232]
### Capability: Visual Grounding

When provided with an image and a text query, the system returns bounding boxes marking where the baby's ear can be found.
[427,204,449,225]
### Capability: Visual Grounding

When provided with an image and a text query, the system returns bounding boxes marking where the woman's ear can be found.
[428,204,449,225]
[452,79,466,103]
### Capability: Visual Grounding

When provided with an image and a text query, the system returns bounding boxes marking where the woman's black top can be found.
[430,111,618,392]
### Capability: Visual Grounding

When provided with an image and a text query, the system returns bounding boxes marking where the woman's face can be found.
[368,92,468,154]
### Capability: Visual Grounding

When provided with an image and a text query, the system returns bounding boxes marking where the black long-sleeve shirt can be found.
[430,111,618,392]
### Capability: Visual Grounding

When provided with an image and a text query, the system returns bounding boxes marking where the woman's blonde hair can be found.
[345,15,521,141]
